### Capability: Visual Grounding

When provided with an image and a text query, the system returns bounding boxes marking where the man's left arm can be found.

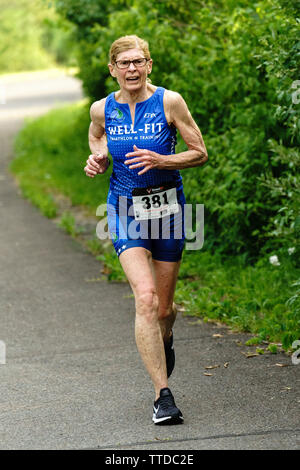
[162,90,208,170]
[124,91,208,175]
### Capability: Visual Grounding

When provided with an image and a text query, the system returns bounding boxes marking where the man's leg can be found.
[119,247,168,400]
[151,259,181,342]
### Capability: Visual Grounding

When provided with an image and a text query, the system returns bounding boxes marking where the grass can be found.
[176,250,299,350]
[10,101,300,352]
[10,99,111,216]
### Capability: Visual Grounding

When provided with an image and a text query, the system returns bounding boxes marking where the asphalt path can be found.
[0,70,299,450]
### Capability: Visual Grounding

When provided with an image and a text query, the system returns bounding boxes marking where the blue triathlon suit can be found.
[105,86,185,262]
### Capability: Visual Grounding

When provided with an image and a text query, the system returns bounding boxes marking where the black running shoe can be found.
[152,388,184,425]
[164,331,175,378]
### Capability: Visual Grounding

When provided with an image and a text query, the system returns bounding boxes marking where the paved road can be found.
[0,70,299,450]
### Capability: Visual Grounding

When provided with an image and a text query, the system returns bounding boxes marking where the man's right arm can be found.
[88,99,107,156]
[85,99,109,177]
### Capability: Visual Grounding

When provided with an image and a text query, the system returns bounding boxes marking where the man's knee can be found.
[158,302,177,321]
[135,287,159,320]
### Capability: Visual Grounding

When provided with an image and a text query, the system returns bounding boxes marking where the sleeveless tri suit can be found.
[104,86,185,261]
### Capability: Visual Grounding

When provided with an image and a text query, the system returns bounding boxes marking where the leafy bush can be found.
[53,0,300,264]
[0,0,76,73]
[10,101,111,214]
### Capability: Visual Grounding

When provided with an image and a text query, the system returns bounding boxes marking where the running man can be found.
[84,35,208,425]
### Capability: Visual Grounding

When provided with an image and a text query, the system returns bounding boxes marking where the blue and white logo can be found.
[110,108,125,123]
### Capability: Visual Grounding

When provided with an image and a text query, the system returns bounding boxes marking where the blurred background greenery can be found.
[0,0,75,73]
[6,0,300,349]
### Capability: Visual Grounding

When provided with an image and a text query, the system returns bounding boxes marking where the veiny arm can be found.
[162,90,208,169]
[85,99,110,177]
[124,90,208,175]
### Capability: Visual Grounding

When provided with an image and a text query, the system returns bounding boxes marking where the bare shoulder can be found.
[163,89,188,124]
[90,98,106,127]
[164,89,185,106]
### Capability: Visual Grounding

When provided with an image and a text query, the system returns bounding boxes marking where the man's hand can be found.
[124,145,162,175]
[84,153,109,178]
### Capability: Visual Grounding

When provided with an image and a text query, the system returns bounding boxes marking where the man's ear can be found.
[147,59,153,76]
[108,63,116,78]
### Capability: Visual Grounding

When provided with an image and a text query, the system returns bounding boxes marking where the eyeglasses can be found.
[115,58,149,69]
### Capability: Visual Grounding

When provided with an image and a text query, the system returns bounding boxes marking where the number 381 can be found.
[141,192,168,209]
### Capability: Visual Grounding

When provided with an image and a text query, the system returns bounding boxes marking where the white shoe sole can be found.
[152,413,184,425]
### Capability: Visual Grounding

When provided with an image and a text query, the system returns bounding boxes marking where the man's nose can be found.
[128,61,137,71]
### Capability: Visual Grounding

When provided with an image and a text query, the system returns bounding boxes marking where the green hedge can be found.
[54,0,300,264]
[0,0,76,73]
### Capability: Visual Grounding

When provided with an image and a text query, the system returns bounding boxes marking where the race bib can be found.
[132,182,179,220]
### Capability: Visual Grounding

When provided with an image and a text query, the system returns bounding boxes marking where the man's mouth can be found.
[126,76,139,82]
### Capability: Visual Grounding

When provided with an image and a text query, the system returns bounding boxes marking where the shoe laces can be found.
[158,394,175,411]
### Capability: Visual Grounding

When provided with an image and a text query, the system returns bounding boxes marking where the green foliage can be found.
[258,140,300,262]
[58,212,77,236]
[40,14,77,66]
[97,251,127,282]
[245,337,261,346]
[176,249,300,350]
[267,344,278,354]
[15,179,58,218]
[0,0,75,73]
[10,101,111,212]
[53,0,300,264]
[55,0,129,30]
[0,0,53,72]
